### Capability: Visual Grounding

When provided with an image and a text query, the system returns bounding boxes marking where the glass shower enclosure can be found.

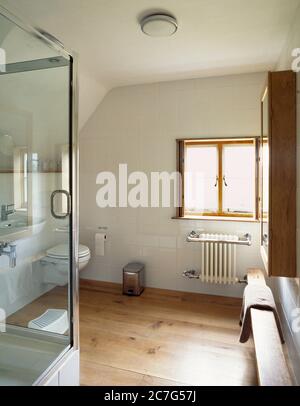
[0,6,78,386]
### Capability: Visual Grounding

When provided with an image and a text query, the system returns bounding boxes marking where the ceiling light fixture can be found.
[141,14,178,37]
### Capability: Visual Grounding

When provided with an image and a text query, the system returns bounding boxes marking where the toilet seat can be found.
[42,255,89,265]
[46,244,90,260]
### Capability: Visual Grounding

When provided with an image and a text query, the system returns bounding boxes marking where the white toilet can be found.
[42,244,91,286]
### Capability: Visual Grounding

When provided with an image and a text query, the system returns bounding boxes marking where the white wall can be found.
[0,174,13,207]
[0,8,109,132]
[78,74,108,132]
[80,72,266,298]
[273,5,300,381]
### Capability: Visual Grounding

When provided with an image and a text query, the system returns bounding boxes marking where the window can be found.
[177,138,258,220]
[22,151,28,208]
[61,144,70,214]
[13,147,28,210]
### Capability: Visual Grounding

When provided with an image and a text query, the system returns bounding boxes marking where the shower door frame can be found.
[0,5,80,383]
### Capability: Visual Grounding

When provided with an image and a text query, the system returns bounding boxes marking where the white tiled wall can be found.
[79,72,265,298]
[0,174,13,207]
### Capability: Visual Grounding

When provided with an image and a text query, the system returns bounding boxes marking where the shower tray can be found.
[0,327,68,386]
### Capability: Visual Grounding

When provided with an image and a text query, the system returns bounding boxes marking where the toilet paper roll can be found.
[95,233,107,256]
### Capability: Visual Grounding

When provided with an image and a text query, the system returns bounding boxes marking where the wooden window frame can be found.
[176,137,259,221]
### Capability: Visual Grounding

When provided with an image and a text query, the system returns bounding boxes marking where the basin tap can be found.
[0,242,17,268]
[1,204,15,222]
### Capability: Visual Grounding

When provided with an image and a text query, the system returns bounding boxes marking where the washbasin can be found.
[0,215,45,238]
[0,220,28,229]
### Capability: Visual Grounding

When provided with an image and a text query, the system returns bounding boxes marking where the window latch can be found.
[214,176,219,187]
[223,176,228,187]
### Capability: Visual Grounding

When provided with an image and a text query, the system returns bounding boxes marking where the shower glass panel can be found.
[0,9,75,386]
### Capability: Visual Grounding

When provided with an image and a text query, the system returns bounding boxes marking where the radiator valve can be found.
[182,270,201,279]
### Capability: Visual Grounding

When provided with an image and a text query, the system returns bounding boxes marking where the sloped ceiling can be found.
[0,0,299,130]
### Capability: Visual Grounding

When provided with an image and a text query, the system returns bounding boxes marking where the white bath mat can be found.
[28,309,69,334]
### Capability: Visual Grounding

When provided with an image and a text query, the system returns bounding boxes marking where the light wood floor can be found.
[7,287,68,329]
[7,282,257,386]
[80,281,257,386]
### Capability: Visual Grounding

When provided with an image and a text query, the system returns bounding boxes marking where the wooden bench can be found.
[246,269,293,386]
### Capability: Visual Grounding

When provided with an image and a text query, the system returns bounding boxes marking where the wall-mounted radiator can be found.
[185,232,251,285]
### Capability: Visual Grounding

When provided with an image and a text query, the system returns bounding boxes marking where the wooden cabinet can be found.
[260,71,297,277]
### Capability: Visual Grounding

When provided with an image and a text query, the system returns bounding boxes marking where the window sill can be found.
[172,215,259,223]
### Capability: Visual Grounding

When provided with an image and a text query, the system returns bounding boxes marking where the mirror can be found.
[261,87,269,258]
[0,107,31,238]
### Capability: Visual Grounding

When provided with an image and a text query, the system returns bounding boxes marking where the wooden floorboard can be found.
[79,281,256,386]
[7,287,68,328]
[7,281,257,386]
[80,360,188,386]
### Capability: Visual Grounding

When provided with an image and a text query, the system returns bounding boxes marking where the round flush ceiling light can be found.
[141,14,178,37]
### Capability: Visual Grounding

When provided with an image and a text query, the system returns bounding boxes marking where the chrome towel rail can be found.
[187,231,252,246]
